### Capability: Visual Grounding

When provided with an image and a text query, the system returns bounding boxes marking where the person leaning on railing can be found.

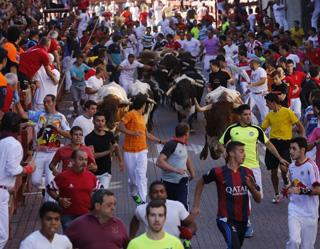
[0,112,36,249]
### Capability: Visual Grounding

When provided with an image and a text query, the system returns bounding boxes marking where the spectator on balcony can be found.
[0,47,8,120]
[2,26,23,74]
[0,112,36,249]
[1,73,19,114]
[18,37,59,90]
[33,53,60,111]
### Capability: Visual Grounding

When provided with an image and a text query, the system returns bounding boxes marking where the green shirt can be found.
[219,123,268,169]
[127,232,184,249]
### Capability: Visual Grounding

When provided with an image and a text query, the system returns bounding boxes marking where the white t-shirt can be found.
[19,230,72,249]
[134,26,146,40]
[72,115,94,138]
[183,38,201,57]
[224,44,239,64]
[286,54,300,68]
[272,3,285,17]
[86,75,104,102]
[288,158,320,218]
[250,67,268,92]
[119,59,144,80]
[308,35,319,48]
[78,12,90,31]
[33,66,60,105]
[0,136,23,188]
[135,200,189,237]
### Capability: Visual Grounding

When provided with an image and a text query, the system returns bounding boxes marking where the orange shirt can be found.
[0,72,7,87]
[3,42,21,64]
[122,110,147,152]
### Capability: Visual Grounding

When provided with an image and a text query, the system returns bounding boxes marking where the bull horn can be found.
[119,100,131,105]
[191,80,204,87]
[165,84,176,96]
[147,98,157,104]
[194,98,212,112]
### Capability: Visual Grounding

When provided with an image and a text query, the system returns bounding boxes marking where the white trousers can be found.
[97,172,112,189]
[248,167,263,213]
[286,214,318,249]
[124,150,148,202]
[274,16,288,31]
[119,76,134,94]
[32,151,56,201]
[63,56,76,91]
[290,98,301,119]
[312,9,320,31]
[203,54,216,71]
[0,189,9,249]
[247,92,268,124]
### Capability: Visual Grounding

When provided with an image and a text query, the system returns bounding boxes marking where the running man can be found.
[219,104,288,237]
[156,123,195,210]
[282,137,320,249]
[192,141,261,249]
[117,94,165,204]
[127,200,184,249]
[262,93,305,203]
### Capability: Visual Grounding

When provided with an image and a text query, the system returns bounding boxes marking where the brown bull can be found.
[98,94,129,131]
[195,89,242,160]
[199,101,239,160]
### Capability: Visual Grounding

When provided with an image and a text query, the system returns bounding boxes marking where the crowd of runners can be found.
[1,0,320,248]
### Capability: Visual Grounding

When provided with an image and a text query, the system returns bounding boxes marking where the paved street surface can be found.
[5,102,320,249]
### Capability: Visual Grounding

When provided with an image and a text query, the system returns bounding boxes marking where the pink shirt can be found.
[308,127,320,169]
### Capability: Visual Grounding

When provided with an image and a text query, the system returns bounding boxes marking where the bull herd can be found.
[96,50,243,160]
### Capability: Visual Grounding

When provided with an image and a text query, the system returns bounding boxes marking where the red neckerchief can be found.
[311,77,320,86]
[171,137,188,145]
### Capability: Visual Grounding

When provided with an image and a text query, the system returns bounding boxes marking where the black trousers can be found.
[162,177,189,210]
[216,218,247,249]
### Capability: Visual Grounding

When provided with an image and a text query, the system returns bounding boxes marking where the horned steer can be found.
[195,86,242,160]
[166,74,204,130]
[97,82,130,131]
[128,80,157,131]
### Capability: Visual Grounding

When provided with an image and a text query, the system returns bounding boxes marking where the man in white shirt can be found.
[33,53,60,111]
[223,37,239,65]
[72,100,97,138]
[119,54,150,93]
[311,0,320,31]
[247,58,268,123]
[130,1,140,21]
[85,67,104,102]
[272,0,288,31]
[0,112,36,249]
[279,44,300,68]
[129,181,196,246]
[247,8,256,32]
[19,202,72,249]
[77,10,90,39]
[182,32,201,58]
[283,137,320,249]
